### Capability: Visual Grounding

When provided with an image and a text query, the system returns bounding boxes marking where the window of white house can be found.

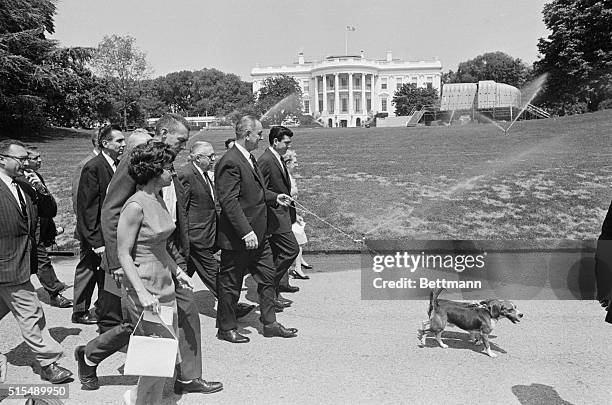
[303,80,309,93]
[304,100,310,114]
[381,77,387,90]
[381,98,387,111]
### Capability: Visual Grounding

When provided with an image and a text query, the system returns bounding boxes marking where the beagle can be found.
[417,289,523,357]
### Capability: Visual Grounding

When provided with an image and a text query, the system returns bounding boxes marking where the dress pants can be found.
[95,289,123,334]
[0,281,63,367]
[187,244,218,298]
[73,241,104,315]
[84,282,202,381]
[216,240,276,331]
[34,222,64,296]
[268,231,299,293]
[36,241,65,296]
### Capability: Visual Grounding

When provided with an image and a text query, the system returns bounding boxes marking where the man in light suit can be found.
[215,116,298,342]
[258,126,300,307]
[177,142,255,317]
[75,114,222,395]
[73,125,125,325]
[0,139,72,384]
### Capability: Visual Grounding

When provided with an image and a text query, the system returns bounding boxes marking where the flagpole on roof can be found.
[345,26,356,55]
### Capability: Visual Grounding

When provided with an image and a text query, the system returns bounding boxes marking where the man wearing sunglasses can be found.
[0,139,72,383]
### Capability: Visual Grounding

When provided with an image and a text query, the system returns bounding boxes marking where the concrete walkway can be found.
[0,254,609,404]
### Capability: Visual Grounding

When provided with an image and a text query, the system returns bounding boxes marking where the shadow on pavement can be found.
[417,330,506,356]
[512,383,575,405]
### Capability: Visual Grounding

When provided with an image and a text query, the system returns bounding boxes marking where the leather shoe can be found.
[273,299,291,308]
[216,329,249,343]
[273,305,284,313]
[174,378,223,394]
[72,312,97,325]
[278,285,299,293]
[40,363,73,384]
[50,293,73,308]
[277,294,293,305]
[74,346,99,390]
[260,317,298,333]
[263,322,297,338]
[236,303,255,319]
[302,263,313,270]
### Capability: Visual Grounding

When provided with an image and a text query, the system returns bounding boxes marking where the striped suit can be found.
[0,177,63,367]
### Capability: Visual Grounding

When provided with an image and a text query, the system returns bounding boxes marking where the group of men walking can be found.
[0,113,305,399]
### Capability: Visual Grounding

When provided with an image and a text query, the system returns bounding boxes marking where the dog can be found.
[417,289,522,357]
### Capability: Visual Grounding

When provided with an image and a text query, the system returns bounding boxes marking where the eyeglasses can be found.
[1,154,30,163]
[196,153,216,160]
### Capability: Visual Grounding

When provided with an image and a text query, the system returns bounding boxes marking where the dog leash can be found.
[292,200,382,256]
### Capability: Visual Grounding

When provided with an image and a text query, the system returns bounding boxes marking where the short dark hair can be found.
[155,113,189,136]
[268,125,293,145]
[224,138,235,149]
[0,139,25,154]
[98,124,123,148]
[128,141,176,185]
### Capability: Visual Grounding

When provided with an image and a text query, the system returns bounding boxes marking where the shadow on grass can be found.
[511,383,574,405]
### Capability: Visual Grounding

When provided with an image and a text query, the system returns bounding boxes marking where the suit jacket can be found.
[76,153,114,248]
[101,157,189,272]
[0,178,37,285]
[595,200,612,319]
[177,162,218,252]
[215,146,278,251]
[258,148,296,234]
[16,172,58,246]
[72,151,97,240]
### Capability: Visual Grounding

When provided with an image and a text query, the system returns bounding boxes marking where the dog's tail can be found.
[428,288,445,316]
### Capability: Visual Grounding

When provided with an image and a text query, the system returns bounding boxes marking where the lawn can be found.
[23,110,612,251]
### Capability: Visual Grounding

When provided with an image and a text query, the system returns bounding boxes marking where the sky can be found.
[51,0,551,81]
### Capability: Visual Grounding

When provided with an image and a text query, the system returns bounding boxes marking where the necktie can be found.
[203,172,215,201]
[249,154,259,172]
[281,157,290,180]
[12,181,28,218]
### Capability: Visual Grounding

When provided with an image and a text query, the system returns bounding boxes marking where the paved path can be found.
[0,254,610,404]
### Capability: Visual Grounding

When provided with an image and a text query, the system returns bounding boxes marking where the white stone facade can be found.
[251,51,443,127]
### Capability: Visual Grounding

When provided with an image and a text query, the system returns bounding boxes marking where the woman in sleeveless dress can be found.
[117,142,193,405]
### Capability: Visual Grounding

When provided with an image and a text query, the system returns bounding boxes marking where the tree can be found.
[534,0,612,114]
[0,0,58,133]
[254,75,302,126]
[446,52,530,88]
[392,84,439,116]
[90,35,152,128]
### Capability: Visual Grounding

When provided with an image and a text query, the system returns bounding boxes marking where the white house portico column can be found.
[334,74,339,116]
[348,73,354,115]
[361,73,367,113]
[314,76,319,114]
[322,74,327,113]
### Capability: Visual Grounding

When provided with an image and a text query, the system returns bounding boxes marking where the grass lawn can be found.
[22,110,612,251]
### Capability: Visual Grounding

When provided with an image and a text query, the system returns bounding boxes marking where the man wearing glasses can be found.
[0,139,72,383]
[178,142,256,318]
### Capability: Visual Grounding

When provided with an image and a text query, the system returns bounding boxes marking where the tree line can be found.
[1,0,610,136]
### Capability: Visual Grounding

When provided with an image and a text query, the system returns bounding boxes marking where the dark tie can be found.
[203,172,215,201]
[281,158,290,180]
[249,154,259,172]
[12,181,28,218]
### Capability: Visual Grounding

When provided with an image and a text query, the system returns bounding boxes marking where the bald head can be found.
[125,131,152,153]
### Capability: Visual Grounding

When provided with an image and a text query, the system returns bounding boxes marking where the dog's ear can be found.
[487,302,501,318]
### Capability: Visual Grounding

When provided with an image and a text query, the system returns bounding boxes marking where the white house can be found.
[251,51,443,128]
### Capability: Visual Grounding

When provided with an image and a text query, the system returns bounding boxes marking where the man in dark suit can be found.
[258,126,300,306]
[21,148,72,308]
[73,125,125,325]
[71,130,100,217]
[177,141,255,317]
[0,139,72,383]
[595,200,612,323]
[75,114,222,395]
[215,116,298,342]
